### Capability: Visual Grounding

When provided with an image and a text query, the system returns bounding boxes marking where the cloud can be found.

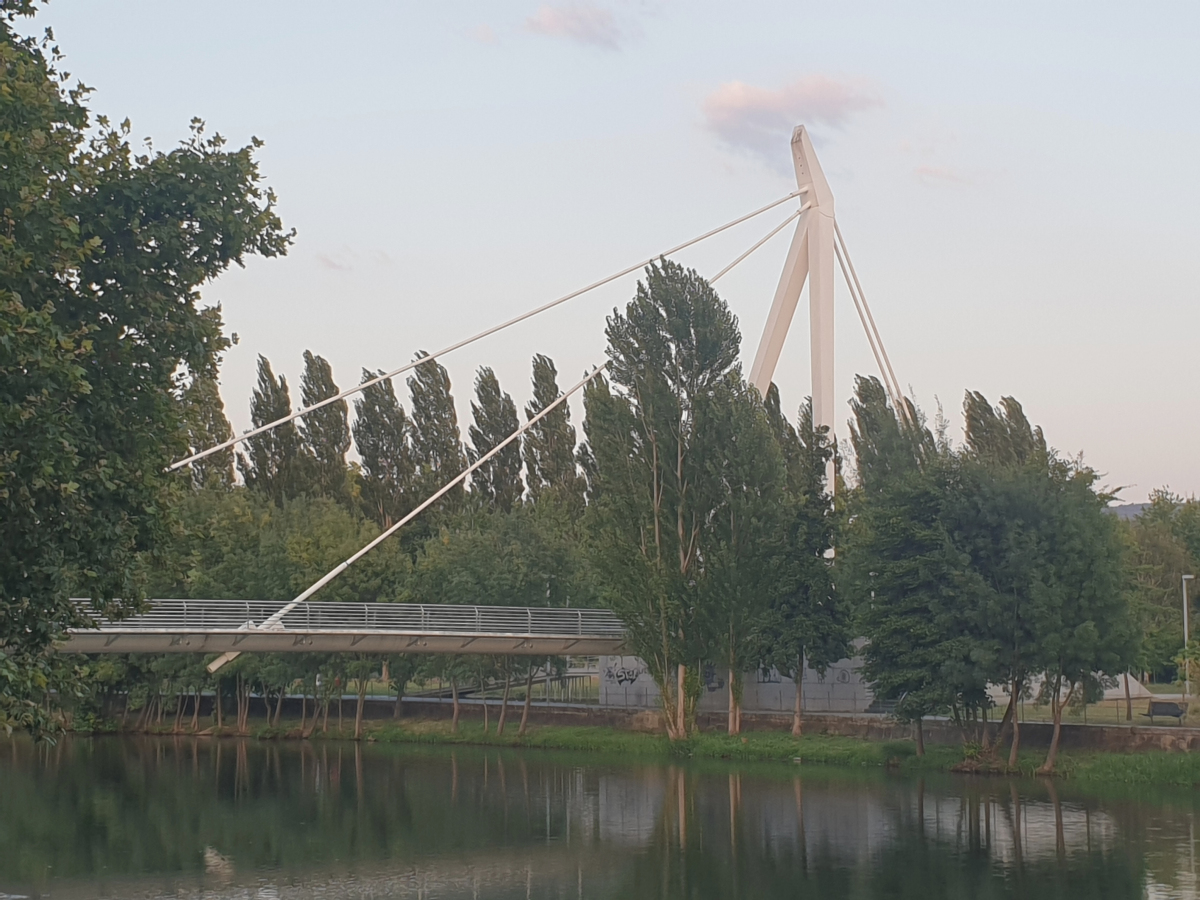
[525,3,622,50]
[703,76,882,166]
[317,253,352,272]
[468,24,498,45]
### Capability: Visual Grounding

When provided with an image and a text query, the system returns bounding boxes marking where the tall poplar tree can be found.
[696,374,790,734]
[582,259,743,739]
[760,388,848,736]
[181,366,235,490]
[844,376,963,753]
[468,367,522,513]
[408,352,466,513]
[353,370,413,529]
[238,356,305,507]
[299,350,351,504]
[524,354,583,506]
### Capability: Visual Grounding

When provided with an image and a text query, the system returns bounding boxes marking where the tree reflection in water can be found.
[0,737,1194,899]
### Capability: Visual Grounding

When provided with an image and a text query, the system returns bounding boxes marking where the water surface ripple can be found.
[1,737,1198,899]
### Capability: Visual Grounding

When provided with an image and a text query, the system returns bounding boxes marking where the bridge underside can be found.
[62,631,624,656]
[62,599,627,657]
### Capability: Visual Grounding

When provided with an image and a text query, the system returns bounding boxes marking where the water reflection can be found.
[1,737,1198,898]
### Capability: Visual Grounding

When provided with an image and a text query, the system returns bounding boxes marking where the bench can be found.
[1140,700,1188,725]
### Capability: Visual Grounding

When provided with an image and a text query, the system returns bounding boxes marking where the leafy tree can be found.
[760,389,847,736]
[0,8,290,735]
[947,392,1053,764]
[524,354,583,506]
[844,376,963,754]
[237,356,306,507]
[467,367,522,513]
[1124,496,1195,679]
[694,375,789,734]
[154,490,409,606]
[1031,458,1134,772]
[180,368,235,490]
[298,350,352,504]
[353,370,414,529]
[582,259,742,739]
[408,352,466,514]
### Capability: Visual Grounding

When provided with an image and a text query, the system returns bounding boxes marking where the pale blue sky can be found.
[30,1,1200,500]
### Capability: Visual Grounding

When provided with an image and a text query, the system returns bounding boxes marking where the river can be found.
[1,737,1198,899]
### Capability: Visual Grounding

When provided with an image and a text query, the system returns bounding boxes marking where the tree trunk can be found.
[1124,672,1133,722]
[728,667,738,735]
[274,690,285,728]
[676,664,687,739]
[451,678,461,732]
[337,689,344,734]
[497,668,512,735]
[1008,710,1021,770]
[519,666,535,736]
[1006,672,1022,769]
[915,717,925,756]
[481,676,490,734]
[1039,675,1074,774]
[240,681,251,733]
[322,695,330,734]
[354,678,367,740]
[792,655,804,737]
[994,683,1016,751]
[191,690,201,732]
[215,684,224,730]
[393,671,404,719]
[300,692,308,734]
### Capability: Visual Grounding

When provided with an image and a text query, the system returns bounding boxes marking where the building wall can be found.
[599,655,876,714]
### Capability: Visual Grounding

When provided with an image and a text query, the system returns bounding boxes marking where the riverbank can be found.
[83,716,1200,786]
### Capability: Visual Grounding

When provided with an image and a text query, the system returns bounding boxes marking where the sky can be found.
[27,1,1200,501]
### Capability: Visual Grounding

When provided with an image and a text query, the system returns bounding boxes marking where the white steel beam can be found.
[748,125,837,440]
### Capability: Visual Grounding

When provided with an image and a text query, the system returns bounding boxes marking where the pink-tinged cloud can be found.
[704,76,882,166]
[525,3,622,50]
[468,24,499,45]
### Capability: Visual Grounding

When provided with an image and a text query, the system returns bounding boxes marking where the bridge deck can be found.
[62,599,627,656]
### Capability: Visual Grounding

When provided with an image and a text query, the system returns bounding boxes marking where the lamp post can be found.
[1184,575,1195,697]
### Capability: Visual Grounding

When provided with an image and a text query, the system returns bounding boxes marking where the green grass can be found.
[363,719,968,773]
[86,712,1200,788]
[1058,750,1200,785]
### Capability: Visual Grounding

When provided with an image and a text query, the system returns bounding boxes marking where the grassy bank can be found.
[361,720,1200,785]
[83,716,1200,786]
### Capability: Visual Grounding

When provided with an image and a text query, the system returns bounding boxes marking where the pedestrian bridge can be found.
[63,599,627,657]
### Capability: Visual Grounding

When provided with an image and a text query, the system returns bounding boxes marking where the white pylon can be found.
[748,125,836,440]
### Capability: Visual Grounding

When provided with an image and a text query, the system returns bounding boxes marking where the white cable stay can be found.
[171,190,806,473]
[833,233,898,411]
[207,361,609,672]
[710,205,808,284]
[832,220,908,422]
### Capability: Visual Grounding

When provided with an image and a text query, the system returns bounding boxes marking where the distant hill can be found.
[1107,503,1148,520]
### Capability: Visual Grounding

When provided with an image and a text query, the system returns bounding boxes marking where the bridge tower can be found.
[748,125,836,440]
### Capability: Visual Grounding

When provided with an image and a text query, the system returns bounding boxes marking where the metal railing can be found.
[71,599,626,639]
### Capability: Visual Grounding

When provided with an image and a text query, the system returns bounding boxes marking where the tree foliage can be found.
[468,366,522,513]
[523,354,583,507]
[353,370,413,530]
[237,356,305,507]
[298,351,352,505]
[0,10,290,734]
[408,352,465,515]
